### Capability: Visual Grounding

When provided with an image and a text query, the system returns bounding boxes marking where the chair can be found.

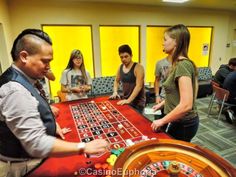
[207,84,236,125]
[57,91,67,102]
[211,80,220,87]
[207,80,220,115]
[91,76,114,96]
[91,76,122,97]
[197,67,213,98]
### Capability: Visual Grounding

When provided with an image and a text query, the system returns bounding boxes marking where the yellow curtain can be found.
[100,26,140,76]
[43,26,94,97]
[146,26,212,83]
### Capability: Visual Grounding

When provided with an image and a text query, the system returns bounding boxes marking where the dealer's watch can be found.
[77,142,86,153]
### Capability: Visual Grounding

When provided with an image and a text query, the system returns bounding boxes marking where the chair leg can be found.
[208,93,215,117]
[217,96,226,126]
[217,105,224,125]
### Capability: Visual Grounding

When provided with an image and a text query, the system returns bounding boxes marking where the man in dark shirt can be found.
[214,58,236,86]
[223,71,236,120]
[223,71,236,104]
[109,44,146,113]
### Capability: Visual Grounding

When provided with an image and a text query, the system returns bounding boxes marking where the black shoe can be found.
[224,109,235,124]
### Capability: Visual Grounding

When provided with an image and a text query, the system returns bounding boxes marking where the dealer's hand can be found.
[56,122,72,139]
[84,139,109,155]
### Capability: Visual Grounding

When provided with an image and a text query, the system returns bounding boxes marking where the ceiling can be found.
[75,0,236,12]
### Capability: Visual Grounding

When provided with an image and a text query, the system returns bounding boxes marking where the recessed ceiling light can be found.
[162,0,189,3]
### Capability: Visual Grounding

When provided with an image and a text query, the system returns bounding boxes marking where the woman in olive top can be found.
[151,24,199,142]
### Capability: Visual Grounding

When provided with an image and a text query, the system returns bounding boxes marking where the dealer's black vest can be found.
[0,67,56,158]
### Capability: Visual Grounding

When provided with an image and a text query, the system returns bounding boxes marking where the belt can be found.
[0,159,28,163]
[175,113,199,123]
[0,154,29,163]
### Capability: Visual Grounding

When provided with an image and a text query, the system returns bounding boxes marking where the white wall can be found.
[226,14,236,60]
[3,0,236,75]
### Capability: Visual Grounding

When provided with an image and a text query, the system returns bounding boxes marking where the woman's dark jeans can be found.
[167,115,199,142]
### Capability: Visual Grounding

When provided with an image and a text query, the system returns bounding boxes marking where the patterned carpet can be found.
[144,96,236,167]
[193,96,236,167]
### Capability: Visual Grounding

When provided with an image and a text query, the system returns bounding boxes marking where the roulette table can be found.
[113,139,236,177]
[26,96,170,177]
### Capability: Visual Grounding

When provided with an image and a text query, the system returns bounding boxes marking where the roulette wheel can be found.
[113,139,236,177]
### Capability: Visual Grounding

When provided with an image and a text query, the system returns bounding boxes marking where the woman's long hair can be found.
[165,24,190,65]
[165,24,198,98]
[165,24,197,74]
[65,49,88,83]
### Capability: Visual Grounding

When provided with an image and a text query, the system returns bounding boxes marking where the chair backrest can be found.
[212,84,230,101]
[198,67,212,81]
[91,76,115,96]
[211,80,220,87]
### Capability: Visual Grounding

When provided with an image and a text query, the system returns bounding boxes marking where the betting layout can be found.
[70,100,145,149]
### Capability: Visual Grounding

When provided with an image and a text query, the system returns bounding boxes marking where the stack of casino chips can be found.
[94,148,125,177]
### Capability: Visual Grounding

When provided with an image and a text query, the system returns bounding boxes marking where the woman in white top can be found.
[60,49,92,101]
